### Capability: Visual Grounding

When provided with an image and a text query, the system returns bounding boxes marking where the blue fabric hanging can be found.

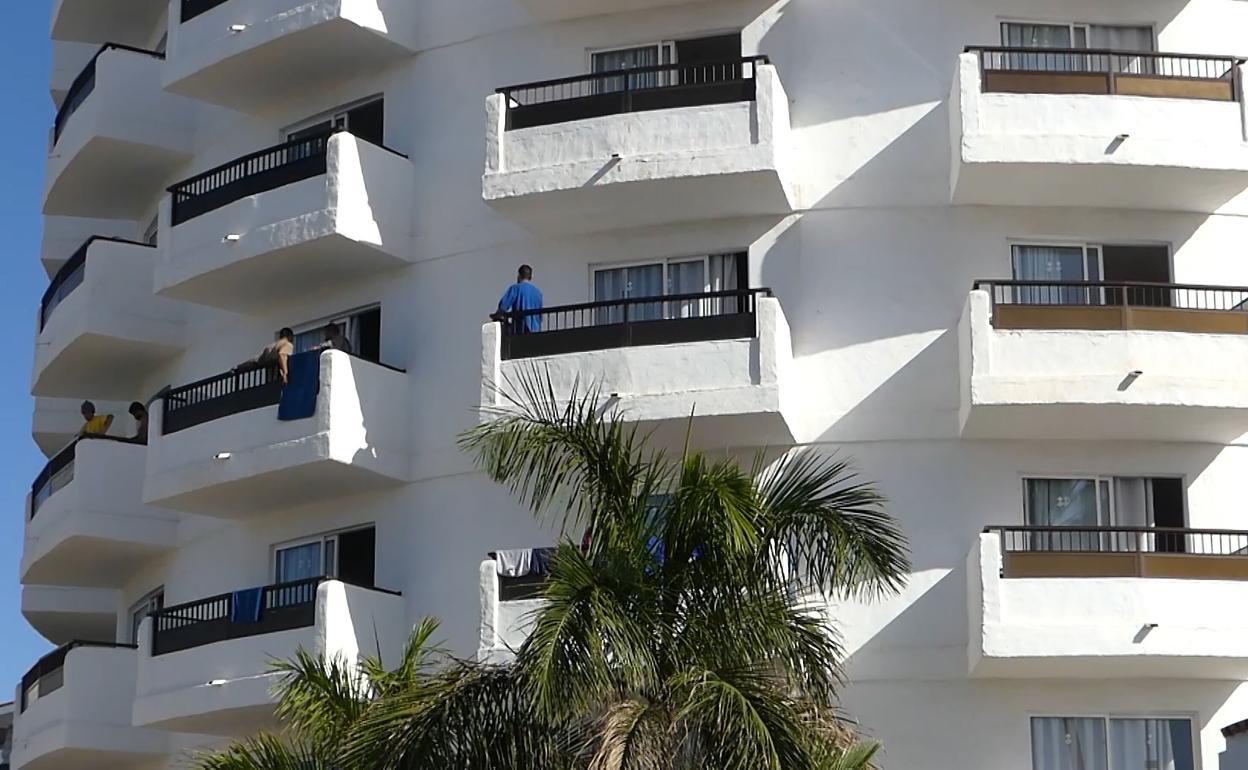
[278,351,320,421]
[231,587,264,623]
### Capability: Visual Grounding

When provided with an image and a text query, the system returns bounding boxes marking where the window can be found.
[590,34,742,91]
[292,305,381,363]
[591,252,745,322]
[274,526,376,588]
[1000,22,1154,73]
[1023,476,1186,551]
[128,587,164,644]
[1010,243,1170,305]
[1031,716,1194,770]
[284,97,385,148]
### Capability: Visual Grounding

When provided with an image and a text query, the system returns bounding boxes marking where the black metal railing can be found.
[974,280,1248,313]
[19,641,136,712]
[968,46,1244,101]
[162,364,284,435]
[169,130,335,226]
[989,525,1248,556]
[181,0,232,23]
[40,237,154,331]
[497,55,770,130]
[149,578,324,656]
[497,288,770,361]
[54,43,166,145]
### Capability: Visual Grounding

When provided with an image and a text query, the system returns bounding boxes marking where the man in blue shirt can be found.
[493,264,543,334]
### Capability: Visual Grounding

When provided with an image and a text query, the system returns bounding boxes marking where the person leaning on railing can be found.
[78,400,113,438]
[233,327,295,385]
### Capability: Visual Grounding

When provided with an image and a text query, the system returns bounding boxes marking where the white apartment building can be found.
[15,0,1248,768]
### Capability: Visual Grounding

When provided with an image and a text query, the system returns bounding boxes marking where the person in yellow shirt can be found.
[79,400,113,437]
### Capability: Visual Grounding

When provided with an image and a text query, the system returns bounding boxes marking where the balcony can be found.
[156,130,415,313]
[144,350,410,517]
[481,290,796,446]
[484,57,795,234]
[133,578,404,735]
[959,284,1248,442]
[477,550,551,663]
[50,41,96,108]
[12,641,169,770]
[32,398,129,457]
[951,48,1248,213]
[32,237,187,400]
[50,0,167,46]
[21,585,119,646]
[23,438,178,589]
[968,528,1248,679]
[44,45,198,220]
[164,0,417,111]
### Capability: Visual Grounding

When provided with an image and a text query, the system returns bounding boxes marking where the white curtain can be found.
[594,264,664,323]
[592,45,670,92]
[668,260,706,318]
[1032,718,1108,770]
[276,542,323,583]
[1012,245,1092,305]
[1109,719,1192,770]
[1025,479,1103,551]
[1088,26,1154,53]
[1002,23,1077,71]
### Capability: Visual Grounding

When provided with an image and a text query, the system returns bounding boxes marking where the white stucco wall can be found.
[11,645,170,768]
[28,1,1248,768]
[48,40,96,106]
[164,0,418,110]
[22,439,179,589]
[952,52,1248,213]
[132,580,405,735]
[144,350,410,516]
[960,289,1248,442]
[44,46,200,220]
[483,63,795,233]
[32,239,188,400]
[155,132,415,312]
[482,296,795,446]
[969,533,1248,680]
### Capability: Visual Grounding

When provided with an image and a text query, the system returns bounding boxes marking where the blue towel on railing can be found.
[277,351,320,421]
[231,587,264,623]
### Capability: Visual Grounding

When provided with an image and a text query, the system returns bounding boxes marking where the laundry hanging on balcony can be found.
[231,587,264,623]
[278,351,320,421]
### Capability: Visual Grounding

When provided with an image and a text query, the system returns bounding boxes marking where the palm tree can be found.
[356,372,909,769]
[197,371,910,770]
[193,618,445,770]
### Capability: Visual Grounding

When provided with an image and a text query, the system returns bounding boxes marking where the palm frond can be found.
[757,451,910,599]
[191,732,328,770]
[270,648,368,755]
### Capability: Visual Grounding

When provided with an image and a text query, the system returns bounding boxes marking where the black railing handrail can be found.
[40,236,155,331]
[150,577,401,620]
[163,351,403,403]
[986,524,1248,537]
[20,640,137,711]
[966,45,1246,64]
[167,128,337,195]
[54,43,166,145]
[30,435,139,518]
[495,287,773,322]
[151,577,324,621]
[497,55,771,96]
[167,128,408,196]
[973,278,1248,294]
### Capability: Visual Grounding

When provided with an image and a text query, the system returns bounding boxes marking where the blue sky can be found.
[0,3,58,691]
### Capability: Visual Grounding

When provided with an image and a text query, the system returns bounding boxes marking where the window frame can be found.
[290,303,380,356]
[1028,713,1198,770]
[281,94,385,142]
[1006,239,1174,284]
[1019,474,1187,528]
[271,524,375,584]
[587,40,677,71]
[127,586,165,645]
[998,19,1157,51]
[588,252,744,302]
